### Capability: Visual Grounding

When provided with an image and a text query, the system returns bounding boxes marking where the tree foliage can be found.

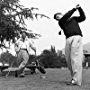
[38,45,67,68]
[0,0,50,44]
[0,51,18,67]
[0,45,67,68]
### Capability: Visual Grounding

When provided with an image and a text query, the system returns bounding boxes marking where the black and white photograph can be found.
[0,0,90,90]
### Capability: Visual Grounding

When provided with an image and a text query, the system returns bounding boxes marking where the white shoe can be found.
[19,73,25,77]
[67,79,81,86]
[41,75,46,79]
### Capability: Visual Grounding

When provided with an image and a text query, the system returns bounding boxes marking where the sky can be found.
[18,0,90,55]
[1,0,90,55]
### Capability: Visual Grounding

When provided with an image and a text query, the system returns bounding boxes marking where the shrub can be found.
[0,51,18,67]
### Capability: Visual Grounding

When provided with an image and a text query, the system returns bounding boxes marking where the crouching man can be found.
[15,31,36,77]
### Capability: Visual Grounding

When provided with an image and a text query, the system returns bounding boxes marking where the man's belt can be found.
[20,48,29,55]
[20,48,27,51]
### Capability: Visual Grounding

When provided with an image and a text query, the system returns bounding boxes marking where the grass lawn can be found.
[0,68,90,90]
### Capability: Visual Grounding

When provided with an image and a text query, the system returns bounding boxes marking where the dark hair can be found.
[54,13,62,20]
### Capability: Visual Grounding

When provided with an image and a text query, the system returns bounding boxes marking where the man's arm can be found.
[60,8,76,23]
[29,44,36,55]
[28,39,36,55]
[14,38,20,54]
[73,6,86,22]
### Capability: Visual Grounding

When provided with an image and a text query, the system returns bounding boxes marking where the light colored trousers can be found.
[65,35,83,85]
[17,50,29,71]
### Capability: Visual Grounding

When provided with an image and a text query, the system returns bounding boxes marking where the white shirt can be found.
[15,37,35,55]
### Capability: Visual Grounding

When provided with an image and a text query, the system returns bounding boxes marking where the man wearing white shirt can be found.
[15,31,36,77]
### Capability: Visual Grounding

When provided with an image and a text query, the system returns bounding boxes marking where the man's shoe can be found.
[66,80,81,86]
[15,70,18,77]
[67,82,78,86]
[19,73,25,77]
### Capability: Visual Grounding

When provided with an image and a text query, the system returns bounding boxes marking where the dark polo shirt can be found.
[59,7,86,38]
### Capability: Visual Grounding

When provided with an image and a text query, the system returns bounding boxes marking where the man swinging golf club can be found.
[54,4,86,86]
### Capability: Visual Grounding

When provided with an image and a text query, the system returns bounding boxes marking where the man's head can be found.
[54,13,63,21]
[21,31,26,39]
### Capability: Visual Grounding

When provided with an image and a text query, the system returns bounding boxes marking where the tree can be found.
[0,0,50,45]
[0,51,18,67]
[38,46,59,68]
[38,45,67,68]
